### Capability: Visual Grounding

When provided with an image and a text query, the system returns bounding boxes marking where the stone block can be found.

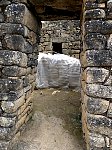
[0,140,10,150]
[107,0,112,18]
[25,89,31,100]
[69,41,80,49]
[85,83,112,99]
[107,34,112,50]
[85,2,98,10]
[0,23,29,37]
[84,95,109,114]
[84,9,105,19]
[88,132,105,148]
[107,103,112,118]
[81,50,112,67]
[84,96,109,114]
[105,137,110,148]
[110,139,112,150]
[87,113,112,138]
[107,0,112,9]
[12,0,28,3]
[0,50,27,67]
[84,20,112,34]
[25,111,32,123]
[0,89,24,101]
[0,78,23,93]
[27,31,37,45]
[0,127,14,140]
[28,74,36,84]
[26,67,31,75]
[4,35,25,51]
[84,33,107,50]
[0,116,16,127]
[1,95,25,113]
[2,66,26,77]
[104,75,112,86]
[24,85,31,93]
[0,13,4,22]
[15,113,27,131]
[83,67,109,83]
[24,41,33,54]
[5,3,38,32]
[22,76,29,87]
[0,0,11,6]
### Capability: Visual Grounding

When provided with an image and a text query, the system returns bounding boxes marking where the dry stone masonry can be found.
[0,0,41,149]
[0,0,112,150]
[39,20,81,59]
[81,0,112,149]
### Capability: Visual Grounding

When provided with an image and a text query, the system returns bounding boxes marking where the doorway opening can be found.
[52,42,62,54]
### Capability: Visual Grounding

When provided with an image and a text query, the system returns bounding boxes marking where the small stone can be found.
[105,137,110,148]
[104,75,112,86]
[0,13,4,22]
[107,103,112,118]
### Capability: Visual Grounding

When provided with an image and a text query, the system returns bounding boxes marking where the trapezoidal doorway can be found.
[52,42,63,54]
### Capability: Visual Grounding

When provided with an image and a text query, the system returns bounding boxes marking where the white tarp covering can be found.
[36,53,81,89]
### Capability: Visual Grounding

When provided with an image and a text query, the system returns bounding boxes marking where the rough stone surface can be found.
[39,20,81,59]
[84,9,105,19]
[84,95,110,114]
[5,3,39,32]
[107,103,112,118]
[0,1,40,150]
[83,67,109,83]
[0,50,27,67]
[84,33,107,50]
[81,50,112,67]
[82,1,112,149]
[87,113,112,138]
[89,132,105,148]
[85,84,112,99]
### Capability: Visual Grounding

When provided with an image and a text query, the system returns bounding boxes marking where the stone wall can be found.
[81,0,112,149]
[39,20,81,59]
[0,1,41,149]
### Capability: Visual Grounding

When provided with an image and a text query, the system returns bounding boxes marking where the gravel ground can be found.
[13,89,85,150]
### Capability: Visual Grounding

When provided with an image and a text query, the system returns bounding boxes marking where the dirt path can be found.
[13,89,85,150]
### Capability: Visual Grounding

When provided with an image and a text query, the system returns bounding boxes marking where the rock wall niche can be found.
[0,1,41,149]
[81,0,112,149]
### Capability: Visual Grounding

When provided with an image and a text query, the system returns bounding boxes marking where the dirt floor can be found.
[13,88,85,150]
